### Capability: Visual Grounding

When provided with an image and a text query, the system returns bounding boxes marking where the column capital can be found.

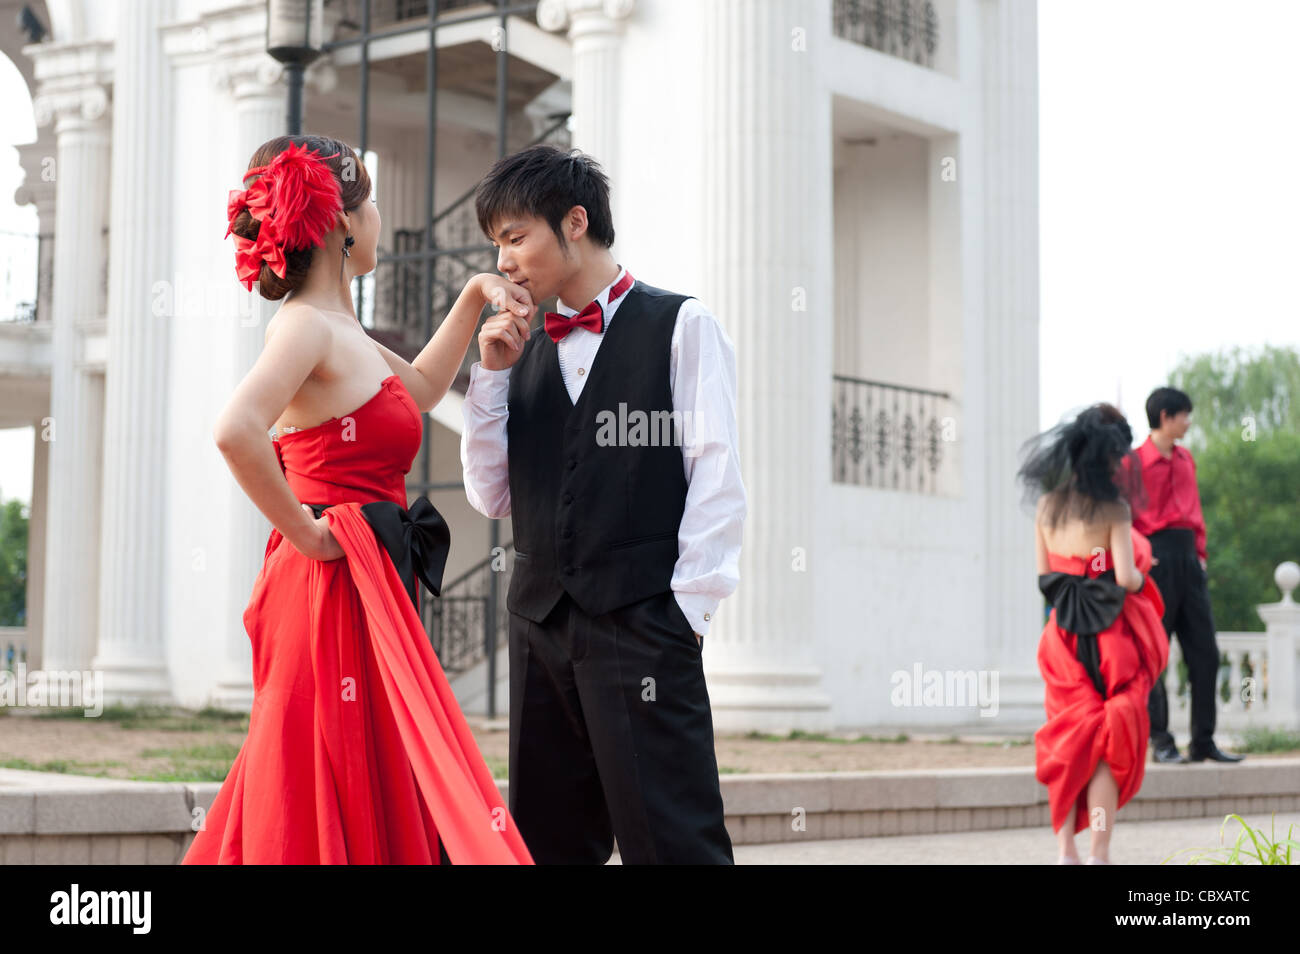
[25,37,114,133]
[208,54,336,101]
[32,83,111,131]
[23,36,114,84]
[211,52,284,98]
[13,141,57,210]
[162,1,339,100]
[537,0,635,35]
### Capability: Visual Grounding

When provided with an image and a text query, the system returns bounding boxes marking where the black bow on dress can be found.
[1038,569,1132,700]
[309,497,451,609]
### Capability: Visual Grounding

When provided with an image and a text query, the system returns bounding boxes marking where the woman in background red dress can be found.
[1017,403,1169,865]
[182,135,535,864]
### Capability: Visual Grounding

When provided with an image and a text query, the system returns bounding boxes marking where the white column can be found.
[694,0,831,731]
[979,0,1042,717]
[13,145,56,671]
[31,78,112,673]
[205,46,288,711]
[537,0,634,217]
[93,0,173,704]
[25,424,49,670]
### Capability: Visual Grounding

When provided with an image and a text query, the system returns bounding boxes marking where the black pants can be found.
[507,589,734,864]
[1146,528,1221,751]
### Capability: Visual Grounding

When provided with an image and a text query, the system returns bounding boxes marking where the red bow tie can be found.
[544,300,604,343]
[543,270,635,344]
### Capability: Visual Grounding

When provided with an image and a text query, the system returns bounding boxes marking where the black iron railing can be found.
[425,537,515,716]
[316,0,559,708]
[381,114,571,390]
[328,0,498,35]
[833,0,939,68]
[832,375,957,493]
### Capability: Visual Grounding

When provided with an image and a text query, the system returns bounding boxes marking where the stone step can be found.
[2,757,1296,862]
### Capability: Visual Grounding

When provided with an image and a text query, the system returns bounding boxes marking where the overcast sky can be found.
[1037,0,1300,431]
[2,1,1299,505]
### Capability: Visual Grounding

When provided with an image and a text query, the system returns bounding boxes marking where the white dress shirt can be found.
[459,265,746,636]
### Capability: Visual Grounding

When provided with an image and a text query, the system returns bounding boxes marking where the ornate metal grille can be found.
[833,0,939,68]
[832,375,958,494]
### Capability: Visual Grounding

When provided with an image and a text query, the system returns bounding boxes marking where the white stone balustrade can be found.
[1161,561,1300,733]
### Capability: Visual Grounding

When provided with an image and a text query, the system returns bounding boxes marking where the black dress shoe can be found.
[1153,744,1187,763]
[1188,743,1244,763]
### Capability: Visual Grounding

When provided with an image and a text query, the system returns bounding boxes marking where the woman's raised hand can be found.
[477,274,533,372]
[478,273,533,318]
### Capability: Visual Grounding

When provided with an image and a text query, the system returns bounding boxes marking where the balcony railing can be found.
[1154,563,1300,732]
[0,230,40,323]
[1164,635,1270,732]
[832,374,958,494]
[326,0,496,37]
[833,0,939,69]
[1,628,30,671]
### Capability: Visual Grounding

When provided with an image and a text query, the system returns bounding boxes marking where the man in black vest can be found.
[460,145,746,864]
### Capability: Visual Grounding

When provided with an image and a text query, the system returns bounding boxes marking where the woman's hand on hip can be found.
[294,503,345,561]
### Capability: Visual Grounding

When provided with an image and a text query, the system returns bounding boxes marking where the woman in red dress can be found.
[1017,403,1169,865]
[183,135,535,864]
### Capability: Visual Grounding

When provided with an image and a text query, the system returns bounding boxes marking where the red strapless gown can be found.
[182,374,533,864]
[1034,529,1169,835]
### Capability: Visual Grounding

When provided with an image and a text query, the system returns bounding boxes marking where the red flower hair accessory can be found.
[224,142,345,290]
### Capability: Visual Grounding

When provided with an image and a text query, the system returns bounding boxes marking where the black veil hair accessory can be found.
[1016,403,1148,528]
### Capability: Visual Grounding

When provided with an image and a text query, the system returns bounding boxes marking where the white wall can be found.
[833,133,931,386]
[821,110,983,729]
[813,0,1039,729]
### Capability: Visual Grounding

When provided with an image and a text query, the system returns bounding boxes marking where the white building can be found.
[1,0,1041,731]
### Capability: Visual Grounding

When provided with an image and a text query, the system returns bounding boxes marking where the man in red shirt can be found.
[1131,387,1242,764]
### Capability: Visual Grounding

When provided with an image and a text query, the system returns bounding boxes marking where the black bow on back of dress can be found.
[1037,569,1130,700]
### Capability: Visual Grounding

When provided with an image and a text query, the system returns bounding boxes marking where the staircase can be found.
[381,116,566,691]
[368,113,571,394]
[365,118,567,690]
[424,536,519,716]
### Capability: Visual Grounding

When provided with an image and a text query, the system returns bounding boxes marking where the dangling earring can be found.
[339,232,354,281]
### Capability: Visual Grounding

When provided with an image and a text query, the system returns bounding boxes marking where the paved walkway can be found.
[609,811,1300,864]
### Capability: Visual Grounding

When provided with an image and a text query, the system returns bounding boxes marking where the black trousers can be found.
[507,588,734,864]
[1146,528,1221,751]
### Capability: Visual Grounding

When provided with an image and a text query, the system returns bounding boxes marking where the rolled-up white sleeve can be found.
[460,361,514,519]
[669,299,747,636]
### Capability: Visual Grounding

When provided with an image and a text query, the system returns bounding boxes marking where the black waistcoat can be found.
[505,281,690,622]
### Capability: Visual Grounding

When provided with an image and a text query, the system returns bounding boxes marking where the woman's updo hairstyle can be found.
[228,134,371,301]
[1016,402,1148,528]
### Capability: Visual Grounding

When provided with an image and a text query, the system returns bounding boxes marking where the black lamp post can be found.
[266,0,324,135]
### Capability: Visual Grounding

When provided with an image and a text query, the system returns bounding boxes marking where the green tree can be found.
[1171,344,1300,441]
[1190,429,1300,631]
[1166,346,1300,632]
[0,498,28,626]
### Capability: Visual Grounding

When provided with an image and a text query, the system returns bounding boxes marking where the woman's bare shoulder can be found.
[265,299,330,344]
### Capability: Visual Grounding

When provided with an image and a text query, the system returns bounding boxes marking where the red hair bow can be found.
[232,230,287,290]
[224,142,345,291]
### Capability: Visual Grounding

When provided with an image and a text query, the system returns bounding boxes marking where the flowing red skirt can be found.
[1034,533,1168,835]
[182,502,533,864]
